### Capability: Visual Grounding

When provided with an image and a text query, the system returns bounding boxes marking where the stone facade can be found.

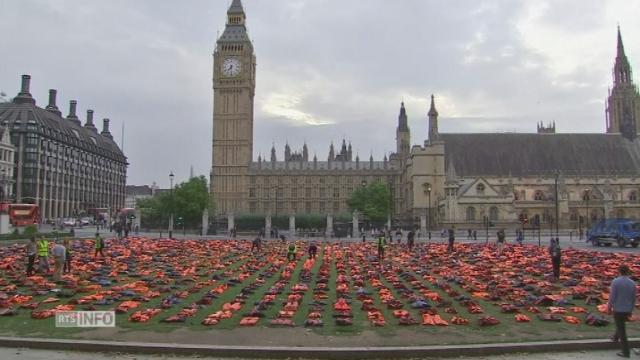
[0,75,128,220]
[210,2,640,231]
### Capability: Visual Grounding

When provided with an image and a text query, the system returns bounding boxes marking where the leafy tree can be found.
[138,176,211,229]
[346,181,390,224]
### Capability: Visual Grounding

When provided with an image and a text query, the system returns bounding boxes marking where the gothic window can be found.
[629,191,638,202]
[249,188,255,198]
[305,187,312,198]
[570,211,578,222]
[333,188,340,198]
[319,202,325,213]
[476,183,485,195]
[534,190,545,201]
[319,188,325,198]
[466,207,476,221]
[333,201,340,213]
[489,206,499,221]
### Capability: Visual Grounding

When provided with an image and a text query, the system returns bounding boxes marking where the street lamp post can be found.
[426,186,431,240]
[584,188,590,238]
[169,171,174,239]
[554,170,559,238]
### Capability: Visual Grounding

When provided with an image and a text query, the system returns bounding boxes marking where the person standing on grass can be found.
[308,242,318,259]
[407,229,415,252]
[37,236,50,274]
[447,228,455,253]
[287,242,296,261]
[496,228,506,253]
[94,233,105,259]
[251,235,262,253]
[51,240,66,282]
[548,238,561,281]
[63,238,72,274]
[26,236,37,276]
[608,264,636,358]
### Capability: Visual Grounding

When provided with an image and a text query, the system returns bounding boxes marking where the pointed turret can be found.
[428,94,440,142]
[614,26,632,85]
[284,142,291,162]
[397,102,409,131]
[303,142,309,161]
[445,156,458,185]
[355,154,360,169]
[328,142,335,162]
[347,142,353,161]
[606,26,640,139]
[369,153,374,169]
[270,144,276,162]
[396,102,411,156]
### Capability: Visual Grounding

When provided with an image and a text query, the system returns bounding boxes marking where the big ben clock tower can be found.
[211,0,256,215]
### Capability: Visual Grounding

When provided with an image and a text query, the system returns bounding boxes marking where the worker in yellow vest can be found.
[37,236,50,274]
[94,233,105,259]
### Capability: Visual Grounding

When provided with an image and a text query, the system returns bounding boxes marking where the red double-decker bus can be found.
[3,203,40,226]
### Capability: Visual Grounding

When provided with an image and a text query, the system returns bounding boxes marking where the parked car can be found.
[589,218,640,248]
[62,218,76,227]
[80,217,93,226]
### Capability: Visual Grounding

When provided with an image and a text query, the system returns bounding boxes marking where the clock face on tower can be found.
[222,58,241,77]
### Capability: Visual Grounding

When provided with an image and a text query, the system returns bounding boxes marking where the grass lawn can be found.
[0,237,638,346]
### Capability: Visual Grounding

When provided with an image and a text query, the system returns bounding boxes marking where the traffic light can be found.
[176,216,184,226]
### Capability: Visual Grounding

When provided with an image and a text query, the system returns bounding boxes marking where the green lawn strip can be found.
[206,247,289,329]
[292,245,324,326]
[121,250,254,330]
[260,249,307,326]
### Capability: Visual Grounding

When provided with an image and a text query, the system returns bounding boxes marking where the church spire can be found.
[397,102,409,132]
[428,94,440,142]
[614,26,632,85]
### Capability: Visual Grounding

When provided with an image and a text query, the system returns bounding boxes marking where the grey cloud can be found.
[0,0,637,187]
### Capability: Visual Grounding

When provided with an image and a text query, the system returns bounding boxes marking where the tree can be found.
[138,176,211,229]
[347,181,390,225]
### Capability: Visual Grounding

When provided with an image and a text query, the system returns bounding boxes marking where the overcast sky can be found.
[1,0,639,187]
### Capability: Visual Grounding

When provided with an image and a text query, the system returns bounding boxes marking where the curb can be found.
[0,336,639,359]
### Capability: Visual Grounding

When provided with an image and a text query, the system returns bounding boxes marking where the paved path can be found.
[0,347,634,360]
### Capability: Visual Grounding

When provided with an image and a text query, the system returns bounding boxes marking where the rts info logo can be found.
[55,311,116,328]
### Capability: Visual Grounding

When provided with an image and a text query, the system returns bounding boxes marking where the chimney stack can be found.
[13,74,35,104]
[45,89,61,116]
[20,75,31,95]
[84,110,97,131]
[101,118,113,139]
[67,100,81,126]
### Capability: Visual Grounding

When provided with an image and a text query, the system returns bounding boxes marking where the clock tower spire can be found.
[211,0,257,215]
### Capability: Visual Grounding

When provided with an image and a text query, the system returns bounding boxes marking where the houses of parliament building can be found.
[211,0,640,232]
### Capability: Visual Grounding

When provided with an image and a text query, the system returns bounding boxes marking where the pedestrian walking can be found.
[608,264,636,358]
[51,241,66,281]
[473,230,477,241]
[447,228,455,253]
[25,236,37,276]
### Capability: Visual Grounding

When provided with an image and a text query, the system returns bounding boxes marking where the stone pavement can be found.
[0,347,636,360]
